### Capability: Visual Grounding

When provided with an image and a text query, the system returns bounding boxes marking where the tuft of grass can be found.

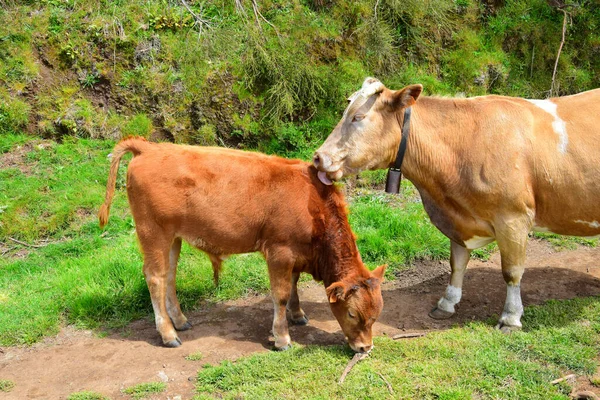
[122,382,166,399]
[0,379,15,392]
[185,352,204,361]
[67,391,109,400]
[532,232,599,251]
[194,296,600,399]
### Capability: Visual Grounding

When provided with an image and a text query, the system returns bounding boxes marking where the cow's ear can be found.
[326,282,346,303]
[371,264,387,281]
[383,84,422,110]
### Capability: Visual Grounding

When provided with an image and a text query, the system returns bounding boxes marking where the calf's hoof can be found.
[175,321,193,331]
[290,315,309,326]
[273,343,292,351]
[164,337,182,348]
[428,307,454,320]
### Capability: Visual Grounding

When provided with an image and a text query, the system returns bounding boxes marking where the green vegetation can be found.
[186,352,204,362]
[122,382,167,399]
[67,391,109,400]
[194,296,600,399]
[0,0,598,155]
[0,379,15,392]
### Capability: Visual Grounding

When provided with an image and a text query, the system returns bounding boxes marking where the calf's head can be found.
[326,264,386,353]
[313,78,422,183]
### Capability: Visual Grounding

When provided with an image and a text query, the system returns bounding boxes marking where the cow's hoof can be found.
[291,315,309,326]
[428,307,454,320]
[176,321,193,331]
[495,322,521,334]
[164,337,182,348]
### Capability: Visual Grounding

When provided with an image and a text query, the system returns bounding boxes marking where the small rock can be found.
[158,370,169,382]
[572,391,599,400]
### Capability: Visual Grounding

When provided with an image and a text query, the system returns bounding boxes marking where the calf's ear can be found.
[382,84,422,110]
[326,282,360,303]
[371,264,387,281]
[326,282,346,303]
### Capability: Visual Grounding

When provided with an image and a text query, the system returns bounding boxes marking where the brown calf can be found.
[99,137,385,352]
[314,78,600,332]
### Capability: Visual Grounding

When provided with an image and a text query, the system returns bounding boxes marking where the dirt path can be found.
[2,239,600,399]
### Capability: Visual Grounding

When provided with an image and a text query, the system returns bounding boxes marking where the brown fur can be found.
[314,78,600,331]
[99,137,385,351]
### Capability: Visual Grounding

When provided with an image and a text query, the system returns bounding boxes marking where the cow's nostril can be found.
[359,346,366,353]
[313,154,321,168]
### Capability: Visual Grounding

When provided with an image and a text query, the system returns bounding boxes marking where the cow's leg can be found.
[166,237,191,332]
[287,272,308,325]
[266,247,295,350]
[139,232,181,347]
[429,241,471,319]
[495,218,529,333]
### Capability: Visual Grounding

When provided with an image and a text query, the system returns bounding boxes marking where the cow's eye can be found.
[352,114,365,122]
[348,311,356,319]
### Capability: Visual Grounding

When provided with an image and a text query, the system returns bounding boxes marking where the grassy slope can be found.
[194,297,600,399]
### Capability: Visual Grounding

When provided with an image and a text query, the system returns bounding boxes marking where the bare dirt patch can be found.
[1,239,600,399]
[0,141,52,176]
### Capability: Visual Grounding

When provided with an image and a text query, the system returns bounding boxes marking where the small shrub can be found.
[0,380,15,392]
[191,124,217,146]
[185,352,204,361]
[67,391,108,400]
[0,96,30,134]
[122,114,153,138]
[122,382,166,399]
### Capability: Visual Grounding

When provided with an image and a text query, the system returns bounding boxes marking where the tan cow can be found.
[314,78,600,332]
[99,137,385,352]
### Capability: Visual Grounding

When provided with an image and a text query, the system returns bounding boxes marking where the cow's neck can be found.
[397,97,470,191]
[312,190,369,287]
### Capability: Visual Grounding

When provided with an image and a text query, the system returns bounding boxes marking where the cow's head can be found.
[326,264,386,353]
[313,78,422,183]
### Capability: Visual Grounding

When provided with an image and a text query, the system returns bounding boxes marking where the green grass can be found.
[533,232,599,251]
[0,379,15,392]
[194,296,600,399]
[67,391,109,400]
[186,352,204,362]
[122,382,167,399]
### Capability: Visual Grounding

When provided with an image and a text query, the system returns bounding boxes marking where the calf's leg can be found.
[429,241,471,319]
[166,237,191,331]
[287,272,308,325]
[139,232,182,347]
[494,217,529,333]
[266,247,295,350]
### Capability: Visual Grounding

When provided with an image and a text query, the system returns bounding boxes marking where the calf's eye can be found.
[348,311,356,319]
[352,114,365,122]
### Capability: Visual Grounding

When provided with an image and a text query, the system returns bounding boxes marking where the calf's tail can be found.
[98,137,151,228]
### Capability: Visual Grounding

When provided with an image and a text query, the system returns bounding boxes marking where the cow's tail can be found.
[98,137,151,228]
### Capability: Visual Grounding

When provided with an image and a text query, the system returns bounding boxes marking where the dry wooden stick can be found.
[8,237,46,248]
[376,372,394,395]
[551,374,576,384]
[392,332,426,340]
[338,352,368,384]
[550,8,569,97]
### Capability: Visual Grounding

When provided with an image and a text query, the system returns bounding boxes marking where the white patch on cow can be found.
[527,99,568,154]
[464,236,494,250]
[499,285,523,327]
[575,220,600,229]
[436,285,462,313]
